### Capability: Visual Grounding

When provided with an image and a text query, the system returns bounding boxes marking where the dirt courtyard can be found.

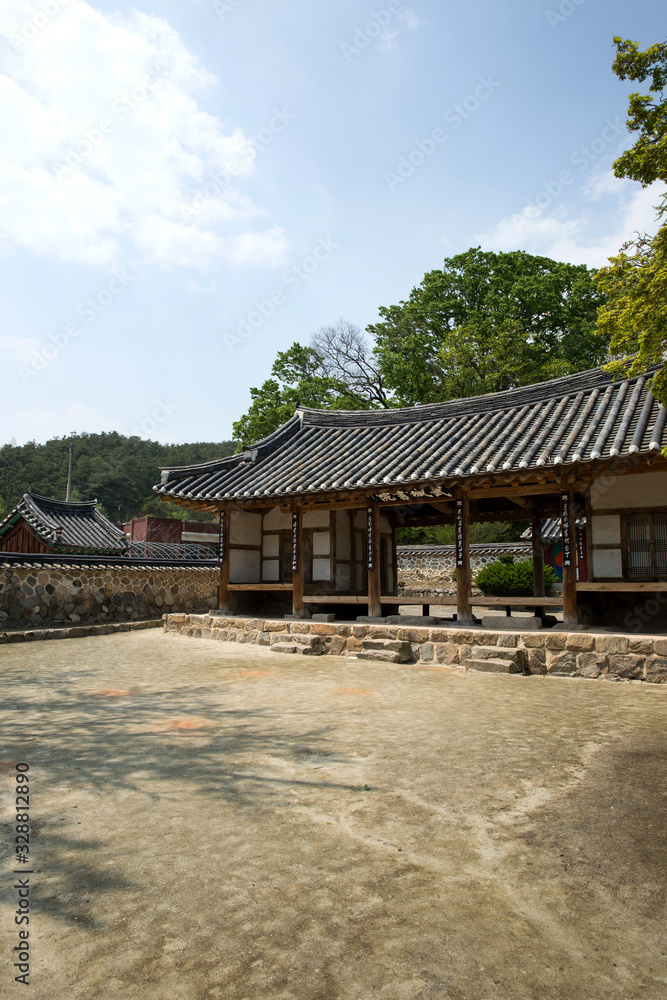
[1,631,666,1000]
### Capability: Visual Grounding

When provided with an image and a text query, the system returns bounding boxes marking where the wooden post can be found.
[291,507,305,618]
[218,510,231,613]
[367,505,382,618]
[531,512,545,619]
[455,495,473,624]
[561,488,578,627]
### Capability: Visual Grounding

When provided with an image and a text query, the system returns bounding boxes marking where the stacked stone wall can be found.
[397,544,531,584]
[164,614,667,684]
[0,566,218,629]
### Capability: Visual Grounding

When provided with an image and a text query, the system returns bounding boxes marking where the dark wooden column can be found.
[561,488,578,627]
[455,495,473,624]
[367,505,382,618]
[291,507,305,618]
[531,512,545,619]
[218,510,230,613]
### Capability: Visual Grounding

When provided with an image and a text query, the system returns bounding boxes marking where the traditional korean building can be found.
[0,494,128,556]
[154,365,667,628]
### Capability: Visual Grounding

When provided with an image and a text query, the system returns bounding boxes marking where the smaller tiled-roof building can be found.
[0,494,128,555]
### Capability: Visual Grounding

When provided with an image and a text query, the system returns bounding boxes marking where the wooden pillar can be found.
[531,513,545,619]
[218,510,231,613]
[455,495,473,624]
[561,488,578,627]
[367,505,381,618]
[291,507,305,618]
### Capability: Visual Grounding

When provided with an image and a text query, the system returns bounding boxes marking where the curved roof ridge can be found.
[296,366,656,427]
[158,414,301,478]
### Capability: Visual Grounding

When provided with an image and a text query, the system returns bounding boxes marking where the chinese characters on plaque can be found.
[218,512,225,566]
[291,513,298,572]
[455,500,465,568]
[560,493,572,568]
[367,507,374,571]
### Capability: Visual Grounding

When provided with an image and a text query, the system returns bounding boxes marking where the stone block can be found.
[429,629,457,643]
[351,625,369,638]
[257,631,272,646]
[244,630,259,644]
[482,615,542,631]
[312,614,336,622]
[366,627,399,640]
[356,616,386,623]
[290,622,311,634]
[467,657,521,674]
[527,648,547,675]
[608,654,644,679]
[471,645,525,669]
[545,634,566,650]
[475,632,499,645]
[345,637,363,652]
[362,639,408,655]
[336,625,351,637]
[243,619,261,631]
[420,642,434,662]
[629,637,654,654]
[310,623,337,636]
[396,627,427,642]
[434,644,460,665]
[645,656,667,683]
[595,635,629,654]
[522,633,546,648]
[547,651,577,675]
[385,615,441,626]
[565,634,595,652]
[497,634,517,648]
[262,620,285,632]
[357,649,401,663]
[654,639,667,656]
[324,635,346,656]
[576,652,607,679]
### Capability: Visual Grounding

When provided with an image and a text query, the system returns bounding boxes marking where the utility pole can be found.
[65,443,73,502]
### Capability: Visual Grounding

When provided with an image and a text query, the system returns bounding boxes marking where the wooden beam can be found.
[218,511,231,613]
[577,581,667,592]
[561,489,578,627]
[455,495,473,624]
[291,508,305,618]
[367,505,382,618]
[531,513,544,619]
[228,583,293,591]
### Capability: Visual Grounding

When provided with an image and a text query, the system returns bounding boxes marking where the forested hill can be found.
[0,433,235,523]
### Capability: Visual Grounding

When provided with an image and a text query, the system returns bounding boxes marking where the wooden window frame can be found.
[623,509,667,581]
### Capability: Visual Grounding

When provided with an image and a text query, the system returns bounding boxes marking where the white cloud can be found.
[0,1,286,269]
[475,175,666,268]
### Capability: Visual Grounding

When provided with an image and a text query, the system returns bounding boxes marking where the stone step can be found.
[360,638,410,663]
[274,632,321,648]
[356,649,402,663]
[470,646,525,667]
[270,642,322,656]
[466,657,523,674]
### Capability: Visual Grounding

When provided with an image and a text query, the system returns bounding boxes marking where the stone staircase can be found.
[465,646,527,674]
[270,632,323,655]
[356,638,410,663]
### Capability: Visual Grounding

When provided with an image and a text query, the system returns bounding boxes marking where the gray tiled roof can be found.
[0,494,128,553]
[520,517,585,542]
[155,366,667,504]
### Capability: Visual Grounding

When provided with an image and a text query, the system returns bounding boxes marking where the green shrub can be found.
[475,558,555,597]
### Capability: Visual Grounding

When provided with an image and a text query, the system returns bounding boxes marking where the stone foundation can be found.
[165,614,667,683]
[0,565,218,629]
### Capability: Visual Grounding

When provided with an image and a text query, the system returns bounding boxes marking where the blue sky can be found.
[0,0,665,446]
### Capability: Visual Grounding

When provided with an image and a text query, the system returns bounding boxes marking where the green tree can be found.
[611,36,667,214]
[596,37,667,401]
[232,334,381,447]
[369,248,605,405]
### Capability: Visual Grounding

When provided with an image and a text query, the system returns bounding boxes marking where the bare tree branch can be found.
[310,318,391,407]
